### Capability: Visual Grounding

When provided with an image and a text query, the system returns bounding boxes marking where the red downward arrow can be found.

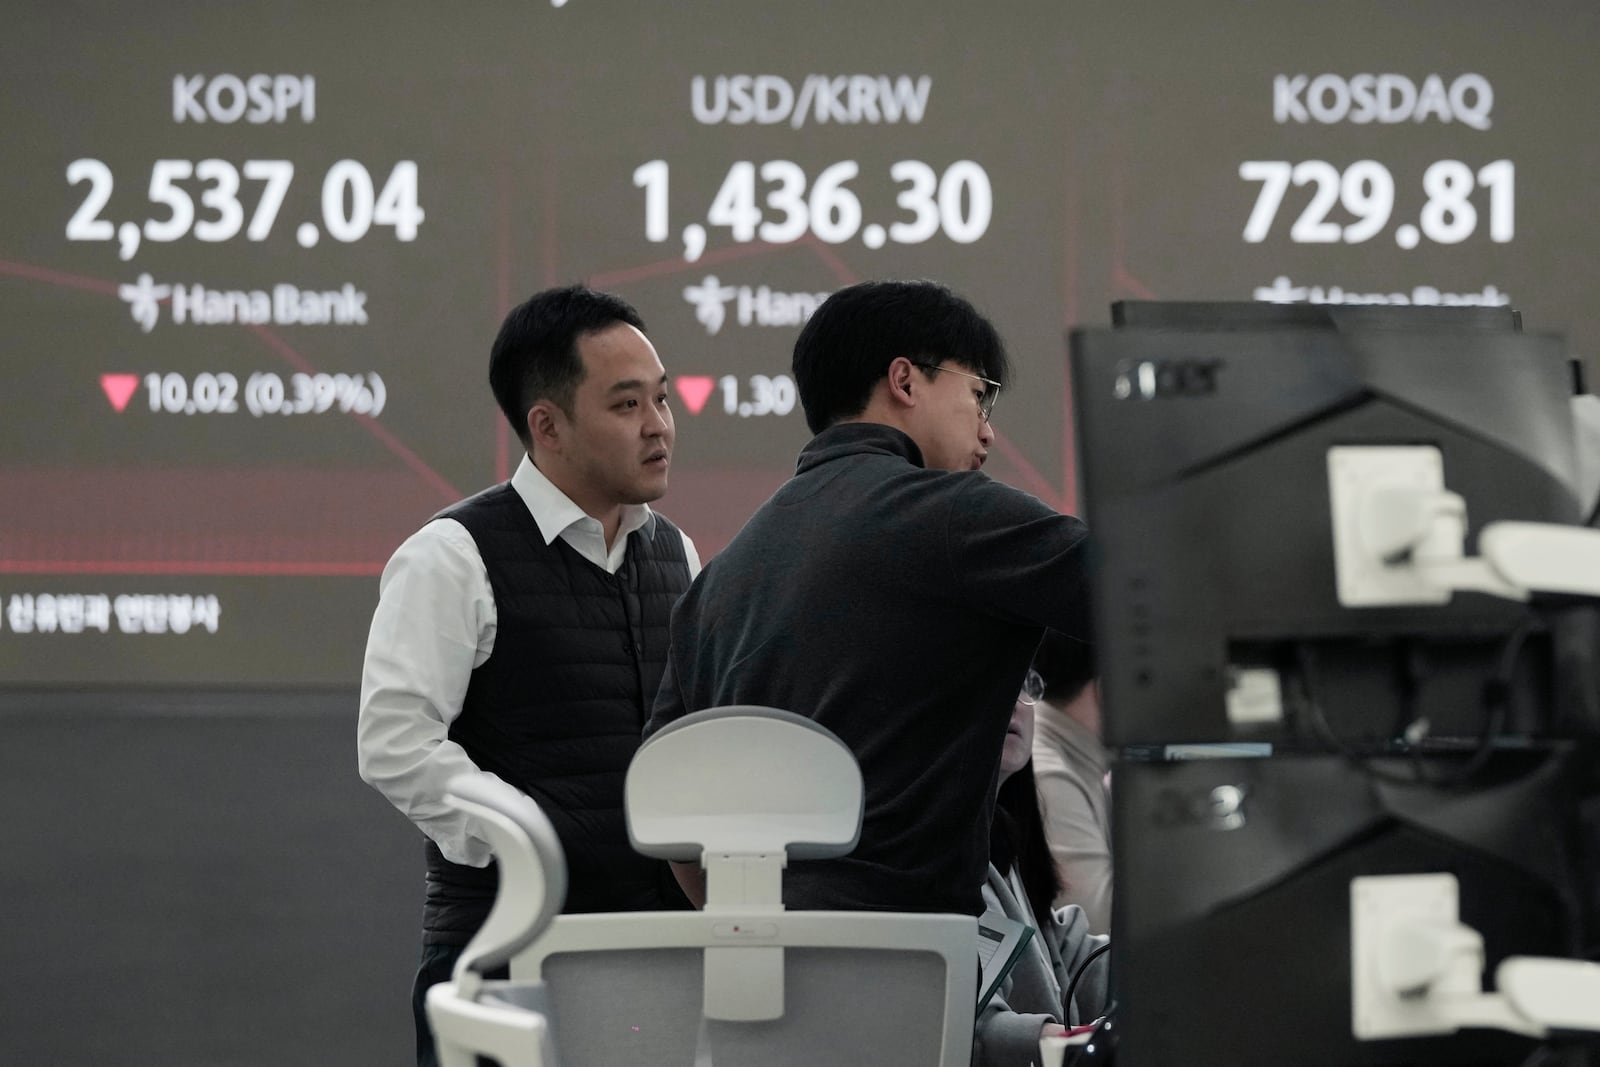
[674,375,716,416]
[101,373,140,412]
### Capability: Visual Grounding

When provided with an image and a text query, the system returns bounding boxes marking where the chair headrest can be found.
[626,706,863,862]
[444,774,568,977]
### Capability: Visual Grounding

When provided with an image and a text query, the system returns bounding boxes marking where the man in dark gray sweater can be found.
[644,279,1092,918]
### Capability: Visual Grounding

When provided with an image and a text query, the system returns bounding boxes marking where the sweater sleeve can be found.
[1047,903,1111,1025]
[946,475,1093,642]
[974,991,1056,1067]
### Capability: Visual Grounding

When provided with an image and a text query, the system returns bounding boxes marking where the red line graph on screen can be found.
[0,256,470,577]
[0,173,1077,576]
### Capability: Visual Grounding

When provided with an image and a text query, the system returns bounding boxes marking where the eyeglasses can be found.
[910,361,1001,421]
[1018,668,1045,706]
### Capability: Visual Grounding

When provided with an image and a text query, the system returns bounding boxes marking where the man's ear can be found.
[887,356,917,408]
[527,401,562,452]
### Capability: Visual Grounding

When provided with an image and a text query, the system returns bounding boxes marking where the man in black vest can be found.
[358,285,699,1067]
[645,279,1091,920]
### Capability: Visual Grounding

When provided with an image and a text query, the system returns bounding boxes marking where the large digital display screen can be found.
[3,1,1595,684]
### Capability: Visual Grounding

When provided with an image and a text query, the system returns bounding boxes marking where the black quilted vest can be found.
[421,482,691,945]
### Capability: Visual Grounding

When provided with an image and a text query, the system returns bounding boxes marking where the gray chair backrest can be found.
[627,706,863,863]
[541,946,952,1067]
[444,773,567,979]
[522,910,976,1067]
[512,708,976,1065]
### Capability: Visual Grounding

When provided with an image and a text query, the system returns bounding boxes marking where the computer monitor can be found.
[1110,747,1591,1067]
[1070,322,1586,749]
[1069,310,1599,1065]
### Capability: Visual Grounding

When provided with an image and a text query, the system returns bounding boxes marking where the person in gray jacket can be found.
[975,667,1110,1067]
[1031,629,1112,933]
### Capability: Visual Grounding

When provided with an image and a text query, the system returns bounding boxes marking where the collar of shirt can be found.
[794,421,926,475]
[510,454,655,575]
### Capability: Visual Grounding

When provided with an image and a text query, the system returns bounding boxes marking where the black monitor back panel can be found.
[1069,326,1581,747]
[1111,749,1586,1067]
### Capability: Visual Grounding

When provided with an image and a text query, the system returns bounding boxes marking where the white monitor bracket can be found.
[1351,874,1600,1041]
[1330,446,1600,1043]
[1329,445,1600,607]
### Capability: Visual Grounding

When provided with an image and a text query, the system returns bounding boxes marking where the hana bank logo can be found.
[683,275,833,336]
[684,275,738,335]
[119,273,171,333]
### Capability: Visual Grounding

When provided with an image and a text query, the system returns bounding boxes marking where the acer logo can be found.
[1113,358,1224,400]
[1152,784,1249,831]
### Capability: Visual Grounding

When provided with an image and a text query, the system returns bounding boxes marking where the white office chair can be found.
[423,774,567,1067]
[514,706,979,1067]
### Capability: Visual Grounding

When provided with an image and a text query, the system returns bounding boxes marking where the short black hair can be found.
[1033,628,1096,705]
[488,285,647,447]
[790,279,1010,434]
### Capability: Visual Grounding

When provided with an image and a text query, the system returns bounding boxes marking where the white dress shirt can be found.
[357,454,701,867]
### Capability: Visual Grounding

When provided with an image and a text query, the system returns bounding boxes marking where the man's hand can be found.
[670,859,706,908]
